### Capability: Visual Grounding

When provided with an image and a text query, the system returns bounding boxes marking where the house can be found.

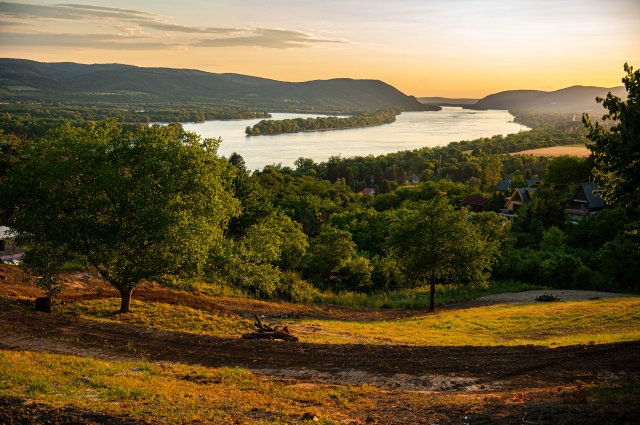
[496,177,539,192]
[359,187,376,196]
[0,226,23,263]
[565,182,605,222]
[500,187,537,218]
[460,195,490,212]
[408,174,420,185]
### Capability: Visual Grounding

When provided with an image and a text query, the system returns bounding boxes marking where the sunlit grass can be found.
[313,280,545,310]
[61,298,254,337]
[0,350,375,423]
[59,296,640,349]
[293,298,640,347]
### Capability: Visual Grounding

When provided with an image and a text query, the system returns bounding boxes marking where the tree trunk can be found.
[429,281,436,312]
[118,287,134,314]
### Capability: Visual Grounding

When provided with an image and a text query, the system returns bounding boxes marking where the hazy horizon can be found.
[1,0,639,97]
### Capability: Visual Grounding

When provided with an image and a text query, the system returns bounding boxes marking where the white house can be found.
[0,226,22,261]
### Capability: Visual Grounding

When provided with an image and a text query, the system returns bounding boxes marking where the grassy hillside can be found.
[0,58,434,112]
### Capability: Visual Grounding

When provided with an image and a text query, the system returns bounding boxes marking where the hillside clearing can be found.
[1,266,640,423]
[510,145,590,157]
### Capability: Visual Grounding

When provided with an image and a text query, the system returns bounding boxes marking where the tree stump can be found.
[242,314,298,342]
[34,296,52,313]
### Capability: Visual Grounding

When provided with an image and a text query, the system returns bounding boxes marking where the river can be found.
[181,107,529,170]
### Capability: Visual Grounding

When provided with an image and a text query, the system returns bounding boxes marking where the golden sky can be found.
[1,0,639,97]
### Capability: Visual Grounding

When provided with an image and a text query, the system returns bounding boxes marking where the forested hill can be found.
[0,58,434,112]
[469,85,626,113]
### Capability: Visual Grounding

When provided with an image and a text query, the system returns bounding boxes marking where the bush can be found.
[275,272,318,303]
[332,256,373,292]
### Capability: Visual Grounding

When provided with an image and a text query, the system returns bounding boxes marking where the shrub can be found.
[275,272,318,303]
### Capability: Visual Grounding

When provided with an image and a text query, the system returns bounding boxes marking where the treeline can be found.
[279,126,586,194]
[0,104,270,138]
[510,110,585,131]
[245,109,400,136]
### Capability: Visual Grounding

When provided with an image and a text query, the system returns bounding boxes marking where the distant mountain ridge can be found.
[469,86,626,113]
[0,58,435,112]
[418,97,478,106]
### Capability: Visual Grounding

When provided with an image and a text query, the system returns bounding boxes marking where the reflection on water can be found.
[182,107,528,170]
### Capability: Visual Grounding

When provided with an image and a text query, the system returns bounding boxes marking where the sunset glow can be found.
[1,0,639,97]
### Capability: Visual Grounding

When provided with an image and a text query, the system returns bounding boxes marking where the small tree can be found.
[583,63,640,208]
[2,121,239,313]
[387,200,492,312]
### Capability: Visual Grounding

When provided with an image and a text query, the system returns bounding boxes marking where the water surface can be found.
[182,107,528,170]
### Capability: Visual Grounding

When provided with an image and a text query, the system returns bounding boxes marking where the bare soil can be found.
[475,289,627,305]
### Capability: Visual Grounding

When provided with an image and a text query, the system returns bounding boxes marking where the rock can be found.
[301,411,319,421]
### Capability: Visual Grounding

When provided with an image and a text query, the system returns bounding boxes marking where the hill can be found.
[0,58,435,112]
[470,85,626,113]
[418,97,478,106]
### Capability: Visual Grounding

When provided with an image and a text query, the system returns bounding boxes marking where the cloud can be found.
[196,28,347,49]
[1,32,176,50]
[0,2,347,49]
[1,2,243,36]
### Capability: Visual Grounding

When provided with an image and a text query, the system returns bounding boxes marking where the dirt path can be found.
[1,304,638,392]
[475,290,628,305]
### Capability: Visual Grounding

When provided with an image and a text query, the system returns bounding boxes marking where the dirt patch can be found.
[475,290,628,305]
[0,395,150,425]
[255,367,485,391]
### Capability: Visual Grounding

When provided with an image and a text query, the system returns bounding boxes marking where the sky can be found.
[1,0,639,97]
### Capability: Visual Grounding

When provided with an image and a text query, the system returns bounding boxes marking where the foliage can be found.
[387,199,495,311]
[245,109,400,136]
[1,121,240,312]
[583,63,640,208]
[303,226,356,288]
[544,156,591,186]
[597,221,640,292]
[0,105,270,138]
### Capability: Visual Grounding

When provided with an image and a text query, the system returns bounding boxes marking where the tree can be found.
[303,225,356,288]
[387,200,492,312]
[583,63,640,208]
[1,121,239,313]
[228,152,247,171]
[545,156,590,186]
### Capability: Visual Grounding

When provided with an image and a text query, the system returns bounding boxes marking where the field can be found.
[1,264,639,424]
[511,145,591,157]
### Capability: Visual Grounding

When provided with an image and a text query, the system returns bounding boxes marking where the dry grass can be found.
[292,298,640,347]
[60,297,640,348]
[61,298,253,337]
[0,350,375,424]
[510,145,590,157]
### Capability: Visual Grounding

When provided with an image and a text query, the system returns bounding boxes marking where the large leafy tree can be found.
[583,63,640,208]
[1,121,239,313]
[387,199,493,312]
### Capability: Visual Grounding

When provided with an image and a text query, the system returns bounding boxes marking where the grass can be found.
[293,298,640,347]
[57,295,640,349]
[61,299,254,337]
[313,280,546,310]
[0,350,375,424]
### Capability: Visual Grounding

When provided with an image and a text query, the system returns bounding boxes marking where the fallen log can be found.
[242,314,299,342]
